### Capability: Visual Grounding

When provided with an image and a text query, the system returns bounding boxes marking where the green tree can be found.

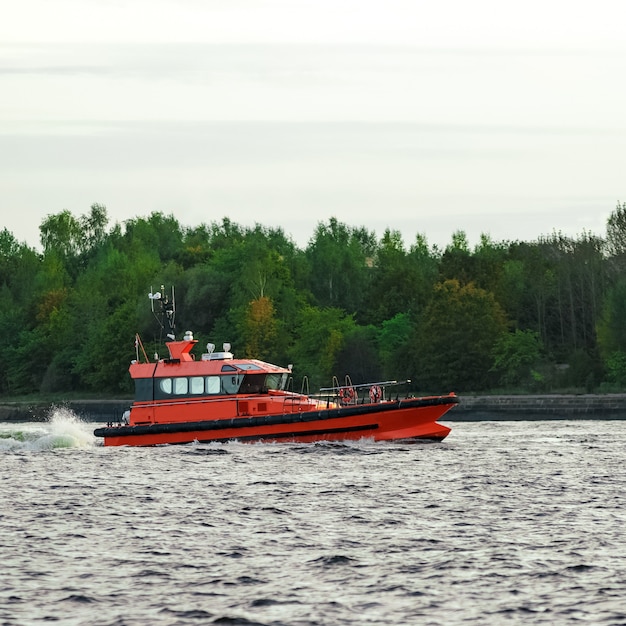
[0,233,42,394]
[439,230,474,284]
[505,241,558,350]
[122,212,184,264]
[192,223,302,363]
[597,279,626,382]
[603,351,626,387]
[79,203,109,255]
[69,240,160,392]
[598,281,626,355]
[335,325,381,384]
[491,329,544,388]
[365,230,424,324]
[241,296,279,361]
[39,210,81,258]
[472,234,509,294]
[306,218,374,315]
[533,232,607,361]
[377,312,414,381]
[606,201,626,258]
[72,299,137,392]
[412,279,508,391]
[289,306,357,389]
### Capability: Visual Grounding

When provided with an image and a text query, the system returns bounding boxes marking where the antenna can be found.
[149,285,176,343]
[164,285,175,339]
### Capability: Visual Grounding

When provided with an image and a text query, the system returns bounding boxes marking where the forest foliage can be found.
[2,202,626,398]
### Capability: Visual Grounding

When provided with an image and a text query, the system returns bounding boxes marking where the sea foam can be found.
[0,406,96,452]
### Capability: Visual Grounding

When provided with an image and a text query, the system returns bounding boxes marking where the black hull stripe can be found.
[94,396,458,439]
[180,423,379,444]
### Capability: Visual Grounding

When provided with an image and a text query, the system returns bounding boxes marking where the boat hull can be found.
[94,395,457,446]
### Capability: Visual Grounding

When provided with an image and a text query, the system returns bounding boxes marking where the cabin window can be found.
[134,378,153,401]
[222,374,243,394]
[237,373,287,394]
[266,373,288,391]
[159,378,172,395]
[239,374,265,394]
[153,373,282,398]
[190,376,204,394]
[174,378,188,395]
[206,376,221,394]
[237,363,263,371]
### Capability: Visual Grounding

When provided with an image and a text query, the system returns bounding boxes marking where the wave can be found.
[0,407,96,452]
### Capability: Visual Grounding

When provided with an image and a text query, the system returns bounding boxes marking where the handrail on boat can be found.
[318,379,410,392]
[300,376,310,396]
[315,378,415,405]
[282,394,303,413]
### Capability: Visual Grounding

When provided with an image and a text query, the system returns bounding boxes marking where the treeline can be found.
[2,203,626,397]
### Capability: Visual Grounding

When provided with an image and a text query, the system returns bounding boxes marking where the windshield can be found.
[237,373,288,394]
[266,373,288,391]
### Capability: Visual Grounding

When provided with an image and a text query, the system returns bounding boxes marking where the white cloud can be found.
[1,1,624,250]
[3,0,626,48]
[2,44,625,130]
[0,121,621,249]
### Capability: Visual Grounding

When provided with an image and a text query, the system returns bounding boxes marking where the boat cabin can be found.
[130,337,292,402]
[134,370,290,401]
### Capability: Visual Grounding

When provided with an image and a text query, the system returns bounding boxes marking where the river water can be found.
[1,411,626,625]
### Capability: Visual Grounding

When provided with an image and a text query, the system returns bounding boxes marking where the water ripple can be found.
[2,420,626,624]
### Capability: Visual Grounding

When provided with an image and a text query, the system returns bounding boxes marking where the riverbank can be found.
[2,394,626,423]
[451,394,626,421]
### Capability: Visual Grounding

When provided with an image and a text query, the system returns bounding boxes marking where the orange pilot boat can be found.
[94,288,457,446]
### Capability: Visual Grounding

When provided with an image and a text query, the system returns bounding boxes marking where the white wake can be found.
[0,407,96,452]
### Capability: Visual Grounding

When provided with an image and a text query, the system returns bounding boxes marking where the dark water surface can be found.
[2,412,626,625]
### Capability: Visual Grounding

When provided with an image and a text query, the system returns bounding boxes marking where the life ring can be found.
[339,386,357,405]
[369,385,382,403]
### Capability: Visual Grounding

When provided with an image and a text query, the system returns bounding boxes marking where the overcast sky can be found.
[1,0,625,250]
